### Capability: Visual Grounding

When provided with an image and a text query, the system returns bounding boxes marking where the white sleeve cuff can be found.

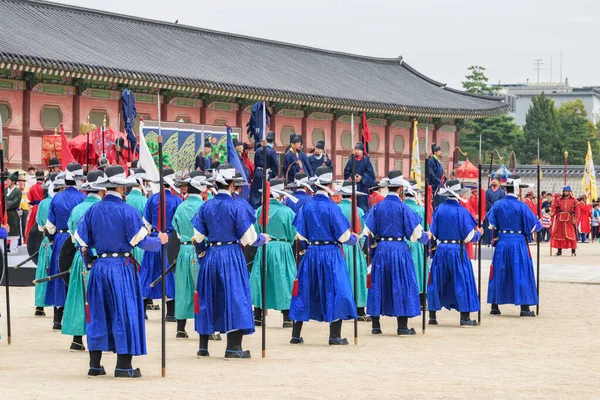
[464,229,475,243]
[296,232,308,242]
[193,228,206,243]
[74,231,87,248]
[143,217,152,232]
[338,229,351,243]
[362,225,372,238]
[240,225,258,246]
[130,227,149,247]
[410,225,423,242]
[45,220,56,235]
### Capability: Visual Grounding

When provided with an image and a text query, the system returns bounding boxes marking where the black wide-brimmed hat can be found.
[368,182,380,193]
[80,170,105,192]
[175,170,213,189]
[404,179,424,196]
[49,172,67,190]
[260,178,297,203]
[335,180,367,196]
[129,168,150,182]
[505,174,533,189]
[316,140,325,150]
[266,131,275,143]
[35,170,45,181]
[355,142,364,151]
[47,157,61,168]
[379,170,410,188]
[290,134,302,144]
[65,162,86,181]
[234,171,248,187]
[311,166,335,185]
[94,165,138,189]
[208,163,245,185]
[439,179,470,197]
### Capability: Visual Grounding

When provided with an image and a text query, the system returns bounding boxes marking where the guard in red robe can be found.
[577,196,592,242]
[25,171,45,240]
[551,186,579,256]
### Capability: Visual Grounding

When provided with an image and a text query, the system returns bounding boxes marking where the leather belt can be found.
[208,241,238,247]
[270,238,291,243]
[500,230,523,234]
[95,252,131,259]
[376,237,404,242]
[180,241,193,245]
[57,229,69,233]
[440,240,462,244]
[308,241,338,246]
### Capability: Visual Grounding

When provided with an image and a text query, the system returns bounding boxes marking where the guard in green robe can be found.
[403,179,429,302]
[34,174,64,316]
[172,171,212,339]
[126,168,149,266]
[4,171,22,253]
[62,171,104,351]
[250,178,297,328]
[336,180,369,320]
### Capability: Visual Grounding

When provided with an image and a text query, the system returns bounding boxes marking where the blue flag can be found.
[246,102,270,145]
[121,88,137,151]
[227,126,250,199]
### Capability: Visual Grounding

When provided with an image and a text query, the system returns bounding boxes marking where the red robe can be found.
[551,195,579,249]
[577,202,592,234]
[241,152,255,181]
[25,182,44,240]
[461,193,478,259]
[369,192,384,207]
[524,197,537,216]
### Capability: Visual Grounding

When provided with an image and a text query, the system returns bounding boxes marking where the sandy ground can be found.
[1,242,599,400]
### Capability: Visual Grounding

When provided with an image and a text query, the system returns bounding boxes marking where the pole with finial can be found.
[563,151,568,185]
[102,115,107,158]
[86,115,90,172]
[0,115,11,344]
[536,139,541,315]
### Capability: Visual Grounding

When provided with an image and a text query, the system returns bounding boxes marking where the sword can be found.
[33,269,69,284]
[11,250,40,269]
[149,259,177,288]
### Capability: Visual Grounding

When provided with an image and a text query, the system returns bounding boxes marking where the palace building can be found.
[0,0,508,177]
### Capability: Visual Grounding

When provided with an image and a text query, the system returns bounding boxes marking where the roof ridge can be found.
[14,0,404,64]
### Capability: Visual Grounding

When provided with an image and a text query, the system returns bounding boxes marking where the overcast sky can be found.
[56,0,600,90]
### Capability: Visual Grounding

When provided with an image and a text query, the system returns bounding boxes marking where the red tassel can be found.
[489,265,494,281]
[479,188,487,221]
[366,273,372,289]
[292,279,299,297]
[426,186,433,225]
[427,271,433,286]
[194,291,200,314]
[261,181,271,225]
[85,302,91,323]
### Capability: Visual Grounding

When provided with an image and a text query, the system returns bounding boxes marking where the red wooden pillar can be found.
[236,102,243,128]
[199,100,207,125]
[22,86,31,166]
[301,115,307,146]
[384,121,390,175]
[330,115,337,176]
[73,92,80,137]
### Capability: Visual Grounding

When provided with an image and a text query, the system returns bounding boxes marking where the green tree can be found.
[459,116,523,163]
[557,99,597,164]
[522,93,562,164]
[462,65,494,95]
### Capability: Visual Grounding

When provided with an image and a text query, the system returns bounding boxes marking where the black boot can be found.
[520,305,536,317]
[52,307,63,330]
[176,319,188,339]
[34,306,45,317]
[225,330,251,358]
[197,335,210,357]
[70,335,86,351]
[397,316,416,335]
[357,307,371,322]
[165,300,176,322]
[428,311,438,325]
[490,304,501,315]
[328,319,348,345]
[571,249,576,256]
[371,316,382,334]
[290,321,304,344]
[114,354,141,378]
[144,298,153,310]
[460,311,478,326]
[282,310,293,328]
[556,248,562,256]
[87,350,106,377]
[254,307,262,326]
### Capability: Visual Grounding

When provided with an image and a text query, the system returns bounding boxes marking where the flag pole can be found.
[260,102,268,358]
[477,162,483,325]
[536,139,541,316]
[422,143,429,334]
[351,114,358,345]
[0,116,11,344]
[157,93,166,377]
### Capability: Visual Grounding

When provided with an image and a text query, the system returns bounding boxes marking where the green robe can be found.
[338,199,368,307]
[5,186,22,237]
[403,198,429,293]
[34,197,52,307]
[172,195,203,320]
[62,195,100,336]
[250,199,297,310]
[126,189,147,265]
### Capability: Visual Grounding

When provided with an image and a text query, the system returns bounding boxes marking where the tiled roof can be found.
[0,0,509,118]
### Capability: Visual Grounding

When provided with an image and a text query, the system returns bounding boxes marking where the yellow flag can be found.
[580,140,597,202]
[410,119,422,187]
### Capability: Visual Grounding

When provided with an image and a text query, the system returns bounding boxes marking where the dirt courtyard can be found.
[1,244,599,399]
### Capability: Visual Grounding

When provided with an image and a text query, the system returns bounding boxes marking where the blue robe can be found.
[364,195,422,317]
[77,195,162,355]
[283,150,314,182]
[253,145,279,179]
[194,155,212,171]
[486,195,541,306]
[308,153,332,176]
[427,156,445,207]
[248,167,264,210]
[45,186,87,307]
[343,156,375,212]
[427,199,481,313]
[140,190,182,299]
[284,190,312,214]
[290,194,357,322]
[483,187,507,245]
[193,193,256,335]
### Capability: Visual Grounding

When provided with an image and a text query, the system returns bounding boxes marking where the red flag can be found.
[352,194,361,234]
[60,124,76,166]
[479,188,486,223]
[85,302,91,323]
[362,111,372,155]
[426,186,433,225]
[194,291,200,313]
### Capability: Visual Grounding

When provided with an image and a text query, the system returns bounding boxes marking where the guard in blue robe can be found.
[364,171,429,335]
[343,142,375,212]
[140,168,182,321]
[482,178,506,245]
[427,179,481,327]
[248,167,265,209]
[427,143,445,207]
[76,165,167,378]
[308,140,332,175]
[44,163,87,331]
[284,172,313,213]
[194,140,212,171]
[486,175,541,317]
[283,134,314,182]
[289,166,359,346]
[192,164,269,359]
[253,132,279,179]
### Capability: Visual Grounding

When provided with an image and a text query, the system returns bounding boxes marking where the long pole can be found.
[536,140,541,315]
[351,114,358,345]
[158,94,166,377]
[563,151,568,185]
[422,153,429,333]
[0,119,11,344]
[477,163,483,325]
[260,102,268,358]
[86,132,90,172]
